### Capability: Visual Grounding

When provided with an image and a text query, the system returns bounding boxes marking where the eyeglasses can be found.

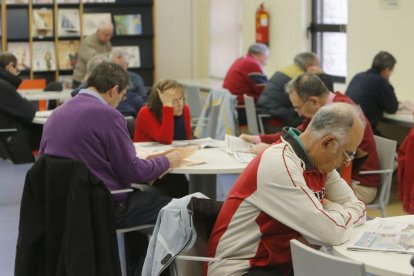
[343,150,356,163]
[172,97,185,106]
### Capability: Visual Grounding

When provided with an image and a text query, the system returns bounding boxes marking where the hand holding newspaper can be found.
[224,135,256,163]
[347,217,414,254]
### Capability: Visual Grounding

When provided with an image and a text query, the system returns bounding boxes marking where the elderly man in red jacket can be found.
[241,73,380,204]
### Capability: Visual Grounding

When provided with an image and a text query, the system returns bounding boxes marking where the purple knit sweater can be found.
[40,92,169,201]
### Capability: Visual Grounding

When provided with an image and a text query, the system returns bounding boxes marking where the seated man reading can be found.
[205,102,366,276]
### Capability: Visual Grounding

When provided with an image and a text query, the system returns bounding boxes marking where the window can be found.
[209,0,242,78]
[309,0,347,82]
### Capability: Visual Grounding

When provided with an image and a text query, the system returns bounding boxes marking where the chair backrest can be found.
[290,239,366,276]
[184,85,203,119]
[368,135,397,216]
[207,104,220,139]
[243,94,259,135]
[18,79,48,110]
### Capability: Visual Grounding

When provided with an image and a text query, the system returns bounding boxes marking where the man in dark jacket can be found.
[0,53,41,163]
[256,52,334,129]
[346,51,399,134]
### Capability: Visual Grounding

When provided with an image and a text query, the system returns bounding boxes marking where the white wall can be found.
[348,0,413,101]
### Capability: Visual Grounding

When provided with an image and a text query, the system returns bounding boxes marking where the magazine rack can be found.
[1,0,154,87]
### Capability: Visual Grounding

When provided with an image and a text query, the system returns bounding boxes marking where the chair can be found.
[243,94,269,135]
[184,85,203,127]
[290,239,366,276]
[18,79,47,111]
[358,135,397,217]
[206,104,220,139]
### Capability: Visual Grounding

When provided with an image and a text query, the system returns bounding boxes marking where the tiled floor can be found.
[0,159,407,275]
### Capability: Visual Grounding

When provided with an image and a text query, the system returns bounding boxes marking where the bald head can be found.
[96,21,114,43]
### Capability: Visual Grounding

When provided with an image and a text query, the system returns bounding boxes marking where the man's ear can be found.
[308,96,320,107]
[321,135,337,152]
[109,85,119,96]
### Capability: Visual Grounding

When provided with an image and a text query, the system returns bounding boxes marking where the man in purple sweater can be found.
[40,62,192,229]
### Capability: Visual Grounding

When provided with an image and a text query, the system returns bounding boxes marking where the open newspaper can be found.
[134,142,205,167]
[347,217,414,254]
[224,135,256,163]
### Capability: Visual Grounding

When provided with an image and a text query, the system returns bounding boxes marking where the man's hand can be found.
[248,143,270,155]
[239,134,256,144]
[165,145,199,168]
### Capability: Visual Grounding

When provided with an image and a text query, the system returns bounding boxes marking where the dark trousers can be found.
[246,266,291,276]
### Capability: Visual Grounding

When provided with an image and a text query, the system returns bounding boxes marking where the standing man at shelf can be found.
[72,21,113,88]
[0,53,42,164]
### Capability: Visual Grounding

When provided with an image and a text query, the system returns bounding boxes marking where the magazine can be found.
[224,134,255,163]
[8,42,31,71]
[57,40,80,70]
[114,14,142,35]
[82,13,111,36]
[32,41,56,71]
[347,217,414,254]
[32,8,53,37]
[58,9,81,37]
[112,46,141,68]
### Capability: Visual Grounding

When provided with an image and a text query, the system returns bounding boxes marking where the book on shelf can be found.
[112,46,141,68]
[32,41,56,72]
[32,8,54,38]
[33,0,54,3]
[82,13,111,36]
[7,42,31,71]
[57,40,80,70]
[58,9,81,37]
[114,14,142,36]
[57,0,80,3]
[6,0,29,3]
[7,9,29,40]
[83,0,115,2]
[347,217,414,254]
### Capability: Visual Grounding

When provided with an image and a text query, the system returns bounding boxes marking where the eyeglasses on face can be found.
[343,149,356,162]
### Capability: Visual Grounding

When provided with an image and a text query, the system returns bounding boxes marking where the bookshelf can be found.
[1,0,154,87]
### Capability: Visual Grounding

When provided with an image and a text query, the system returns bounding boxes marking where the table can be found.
[33,110,53,124]
[135,143,247,199]
[383,112,413,128]
[177,78,224,92]
[20,89,72,101]
[332,215,414,276]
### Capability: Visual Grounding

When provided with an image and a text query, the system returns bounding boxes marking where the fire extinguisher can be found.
[256,3,269,46]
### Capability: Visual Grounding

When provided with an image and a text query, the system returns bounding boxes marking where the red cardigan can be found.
[133,104,192,144]
[258,92,380,188]
[398,127,414,213]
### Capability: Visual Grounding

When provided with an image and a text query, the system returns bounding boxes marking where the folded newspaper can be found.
[224,135,256,163]
[347,217,414,254]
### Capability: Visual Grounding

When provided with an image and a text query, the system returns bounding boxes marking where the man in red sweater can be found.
[241,73,380,204]
[223,43,269,124]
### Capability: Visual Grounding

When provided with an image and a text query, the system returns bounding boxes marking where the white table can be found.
[20,89,72,101]
[171,147,247,198]
[332,215,414,276]
[33,110,53,124]
[135,143,248,198]
[383,112,413,128]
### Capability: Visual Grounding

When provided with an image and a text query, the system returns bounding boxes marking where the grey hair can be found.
[111,49,129,60]
[248,43,269,55]
[307,103,366,146]
[86,54,110,74]
[97,20,114,30]
[285,73,329,99]
[293,52,319,71]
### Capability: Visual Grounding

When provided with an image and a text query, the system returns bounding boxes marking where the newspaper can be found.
[224,135,255,163]
[347,217,414,254]
[134,143,205,167]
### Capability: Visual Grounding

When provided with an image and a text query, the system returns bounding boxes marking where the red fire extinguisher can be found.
[256,3,269,46]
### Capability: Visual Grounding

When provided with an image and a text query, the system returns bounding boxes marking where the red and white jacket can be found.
[206,128,366,276]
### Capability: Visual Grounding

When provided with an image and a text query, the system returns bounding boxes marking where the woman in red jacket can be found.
[133,79,192,198]
[133,79,192,144]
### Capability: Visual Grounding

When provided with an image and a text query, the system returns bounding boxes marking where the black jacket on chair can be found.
[15,155,121,276]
